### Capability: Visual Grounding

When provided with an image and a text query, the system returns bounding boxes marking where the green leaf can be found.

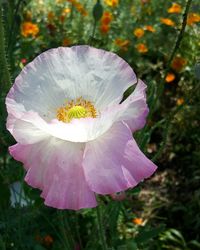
[188,240,200,249]
[136,225,165,244]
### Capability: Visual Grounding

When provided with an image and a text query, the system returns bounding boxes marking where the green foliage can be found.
[158,229,200,250]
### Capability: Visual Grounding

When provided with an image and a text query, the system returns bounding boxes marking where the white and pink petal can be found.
[82,121,157,195]
[9,138,97,210]
[6,46,137,127]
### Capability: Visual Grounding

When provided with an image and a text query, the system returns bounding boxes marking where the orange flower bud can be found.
[136,43,148,53]
[21,22,39,37]
[133,28,145,38]
[165,73,175,83]
[133,218,143,225]
[160,18,175,26]
[167,3,182,14]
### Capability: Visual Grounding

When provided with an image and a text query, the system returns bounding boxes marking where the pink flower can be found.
[21,58,27,64]
[6,46,157,210]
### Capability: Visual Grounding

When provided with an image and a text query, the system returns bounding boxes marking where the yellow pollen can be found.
[56,97,97,123]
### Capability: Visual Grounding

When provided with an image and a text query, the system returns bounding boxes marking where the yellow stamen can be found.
[56,97,97,123]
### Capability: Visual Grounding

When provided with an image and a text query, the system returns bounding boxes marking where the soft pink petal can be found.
[122,139,157,186]
[9,138,97,210]
[82,122,131,194]
[131,79,147,99]
[9,143,34,171]
[100,79,149,132]
[122,79,149,131]
[83,121,157,194]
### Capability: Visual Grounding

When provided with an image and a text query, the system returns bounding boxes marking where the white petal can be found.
[6,46,136,126]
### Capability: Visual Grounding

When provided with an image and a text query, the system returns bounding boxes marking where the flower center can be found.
[68,105,87,120]
[56,97,97,123]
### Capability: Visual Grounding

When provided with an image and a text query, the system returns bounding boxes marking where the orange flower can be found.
[165,72,175,82]
[167,3,182,14]
[100,12,112,34]
[115,38,130,51]
[102,16,112,25]
[104,0,118,7]
[133,28,145,38]
[101,11,113,25]
[43,235,53,246]
[62,38,71,46]
[176,98,184,106]
[21,22,39,37]
[187,13,200,25]
[100,24,110,34]
[144,25,156,32]
[75,3,88,16]
[67,0,87,16]
[136,43,148,53]
[160,18,175,26]
[62,8,71,15]
[171,56,187,72]
[133,218,143,225]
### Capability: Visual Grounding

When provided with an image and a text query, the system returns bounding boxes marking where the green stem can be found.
[89,19,97,45]
[166,0,193,70]
[91,20,97,40]
[8,0,22,49]
[96,205,108,250]
[0,6,12,92]
[75,213,83,249]
[158,0,193,98]
[58,211,71,250]
[153,0,193,160]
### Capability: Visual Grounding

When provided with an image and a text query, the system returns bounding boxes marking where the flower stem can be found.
[0,6,12,92]
[58,211,72,250]
[157,0,193,98]
[88,19,97,45]
[153,0,193,160]
[166,0,193,70]
[96,205,108,250]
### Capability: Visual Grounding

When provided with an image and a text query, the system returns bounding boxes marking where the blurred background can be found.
[0,0,200,249]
